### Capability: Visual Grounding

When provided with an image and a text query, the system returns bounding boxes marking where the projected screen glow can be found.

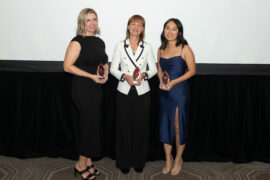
[0,0,269,64]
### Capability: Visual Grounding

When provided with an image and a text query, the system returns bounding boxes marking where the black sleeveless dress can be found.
[71,35,108,158]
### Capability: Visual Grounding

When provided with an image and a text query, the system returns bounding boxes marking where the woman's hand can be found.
[159,82,165,90]
[98,72,109,84]
[159,80,176,91]
[123,74,136,86]
[91,75,107,84]
[135,73,146,86]
[102,72,109,83]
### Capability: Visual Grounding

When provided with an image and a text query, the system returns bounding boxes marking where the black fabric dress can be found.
[71,35,108,158]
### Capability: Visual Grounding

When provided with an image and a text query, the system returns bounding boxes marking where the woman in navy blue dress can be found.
[158,18,196,176]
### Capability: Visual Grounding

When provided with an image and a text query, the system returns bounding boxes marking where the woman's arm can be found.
[63,41,91,78]
[110,43,136,86]
[164,45,195,90]
[157,48,163,83]
[103,63,109,75]
[63,41,104,83]
[110,43,124,80]
[157,48,168,90]
[100,63,109,83]
[172,45,196,84]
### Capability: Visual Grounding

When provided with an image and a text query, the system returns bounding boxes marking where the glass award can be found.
[97,63,105,79]
[162,71,170,87]
[133,67,140,83]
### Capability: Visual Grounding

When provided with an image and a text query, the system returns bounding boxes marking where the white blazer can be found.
[110,39,157,95]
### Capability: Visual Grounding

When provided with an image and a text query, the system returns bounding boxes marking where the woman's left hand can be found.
[161,80,176,91]
[135,73,146,86]
[99,73,108,84]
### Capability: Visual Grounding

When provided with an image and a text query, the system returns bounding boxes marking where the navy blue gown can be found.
[159,55,189,145]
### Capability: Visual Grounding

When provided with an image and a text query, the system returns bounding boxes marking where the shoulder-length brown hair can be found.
[125,15,145,42]
[76,8,100,36]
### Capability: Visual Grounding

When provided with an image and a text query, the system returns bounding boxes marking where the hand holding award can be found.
[162,71,170,87]
[97,63,105,79]
[133,67,140,83]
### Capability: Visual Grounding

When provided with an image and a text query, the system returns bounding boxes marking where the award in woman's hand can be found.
[133,67,140,83]
[97,63,105,79]
[162,71,170,87]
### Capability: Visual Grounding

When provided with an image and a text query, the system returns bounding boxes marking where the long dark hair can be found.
[160,18,188,50]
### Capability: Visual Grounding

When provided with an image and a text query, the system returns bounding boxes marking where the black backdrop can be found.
[0,60,270,163]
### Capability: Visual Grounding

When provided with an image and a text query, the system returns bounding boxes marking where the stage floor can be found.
[1,156,270,180]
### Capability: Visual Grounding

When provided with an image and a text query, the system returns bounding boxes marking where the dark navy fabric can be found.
[159,56,189,145]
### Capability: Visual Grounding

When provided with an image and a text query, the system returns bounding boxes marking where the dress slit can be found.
[174,106,185,145]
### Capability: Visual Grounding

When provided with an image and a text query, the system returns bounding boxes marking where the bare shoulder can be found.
[182,45,193,54]
[157,48,162,59]
[182,45,194,60]
[157,47,161,54]
[66,41,80,53]
[69,41,81,48]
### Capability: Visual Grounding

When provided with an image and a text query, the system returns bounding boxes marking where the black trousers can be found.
[115,87,150,169]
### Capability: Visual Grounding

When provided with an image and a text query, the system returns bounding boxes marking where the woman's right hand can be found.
[91,75,107,84]
[159,79,165,90]
[123,74,136,86]
[159,80,176,91]
[159,82,166,90]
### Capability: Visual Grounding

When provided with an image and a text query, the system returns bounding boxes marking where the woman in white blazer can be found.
[110,15,157,174]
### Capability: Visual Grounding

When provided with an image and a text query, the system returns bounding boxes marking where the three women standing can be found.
[64,8,194,177]
[110,15,157,174]
[63,8,108,180]
[158,18,196,176]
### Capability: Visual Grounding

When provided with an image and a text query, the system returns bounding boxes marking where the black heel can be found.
[87,164,100,176]
[74,167,80,177]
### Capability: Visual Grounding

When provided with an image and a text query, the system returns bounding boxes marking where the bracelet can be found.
[143,72,149,80]
[120,73,125,82]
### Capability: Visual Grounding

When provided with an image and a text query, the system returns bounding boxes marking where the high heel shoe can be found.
[74,167,96,180]
[171,158,183,176]
[87,164,100,176]
[162,155,173,174]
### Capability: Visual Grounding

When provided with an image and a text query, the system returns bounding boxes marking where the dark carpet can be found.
[0,156,270,180]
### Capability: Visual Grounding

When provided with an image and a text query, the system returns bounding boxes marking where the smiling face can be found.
[128,21,144,37]
[125,15,145,41]
[84,13,98,36]
[164,21,179,41]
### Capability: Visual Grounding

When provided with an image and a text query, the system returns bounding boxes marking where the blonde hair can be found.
[76,8,100,36]
[125,15,145,42]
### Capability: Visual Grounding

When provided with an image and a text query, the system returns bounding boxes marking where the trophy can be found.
[97,63,105,79]
[162,71,170,87]
[133,67,140,83]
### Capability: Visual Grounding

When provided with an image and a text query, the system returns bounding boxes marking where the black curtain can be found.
[1,71,270,162]
[185,75,270,162]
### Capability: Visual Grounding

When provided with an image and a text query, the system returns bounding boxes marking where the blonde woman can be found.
[63,8,108,180]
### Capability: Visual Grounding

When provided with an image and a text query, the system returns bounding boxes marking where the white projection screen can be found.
[0,0,269,64]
